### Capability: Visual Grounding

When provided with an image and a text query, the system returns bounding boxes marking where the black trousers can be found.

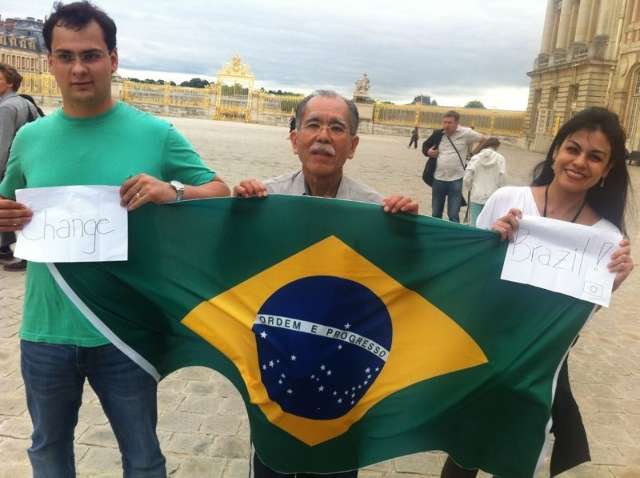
[253,452,357,478]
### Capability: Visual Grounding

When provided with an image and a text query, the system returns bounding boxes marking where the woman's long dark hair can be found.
[531,107,631,234]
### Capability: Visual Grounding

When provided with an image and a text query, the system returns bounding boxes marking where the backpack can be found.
[18,94,45,122]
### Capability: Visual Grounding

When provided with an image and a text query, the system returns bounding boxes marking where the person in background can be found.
[408,126,419,149]
[462,137,506,226]
[424,110,486,222]
[289,114,296,133]
[0,63,41,271]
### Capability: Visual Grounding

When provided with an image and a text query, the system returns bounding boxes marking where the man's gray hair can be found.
[295,90,360,135]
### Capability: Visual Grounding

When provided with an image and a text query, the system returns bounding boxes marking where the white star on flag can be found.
[291,355,297,361]
[260,331,267,339]
[344,323,351,329]
[269,360,274,367]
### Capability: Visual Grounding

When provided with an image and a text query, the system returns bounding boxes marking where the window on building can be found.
[567,84,579,116]
[631,0,640,22]
[568,0,580,45]
[548,87,559,109]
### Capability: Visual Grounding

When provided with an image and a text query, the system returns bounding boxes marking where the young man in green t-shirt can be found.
[0,2,229,476]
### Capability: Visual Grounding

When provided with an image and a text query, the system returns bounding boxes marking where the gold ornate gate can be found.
[214,55,255,121]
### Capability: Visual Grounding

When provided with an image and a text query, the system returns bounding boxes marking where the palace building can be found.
[0,15,48,74]
[526,0,640,152]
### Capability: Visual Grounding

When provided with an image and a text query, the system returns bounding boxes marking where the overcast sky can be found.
[3,1,546,110]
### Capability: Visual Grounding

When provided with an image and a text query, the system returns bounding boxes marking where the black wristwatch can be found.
[169,180,185,202]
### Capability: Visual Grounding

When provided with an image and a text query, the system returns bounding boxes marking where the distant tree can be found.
[431,99,438,106]
[464,100,486,109]
[179,78,211,88]
[380,101,395,105]
[221,83,249,95]
[267,89,301,96]
[127,77,178,86]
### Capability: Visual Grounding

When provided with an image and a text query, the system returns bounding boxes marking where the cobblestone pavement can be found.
[1,118,639,477]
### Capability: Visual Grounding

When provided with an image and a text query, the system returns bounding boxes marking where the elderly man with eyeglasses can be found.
[235,90,418,478]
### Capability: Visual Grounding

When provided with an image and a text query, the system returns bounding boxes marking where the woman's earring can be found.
[600,176,606,188]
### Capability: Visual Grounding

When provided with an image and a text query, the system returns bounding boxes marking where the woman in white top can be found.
[441,107,634,478]
[462,137,507,226]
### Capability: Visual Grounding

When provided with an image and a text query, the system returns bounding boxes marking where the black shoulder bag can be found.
[421,129,444,186]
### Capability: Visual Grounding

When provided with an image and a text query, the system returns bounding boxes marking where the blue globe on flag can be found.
[253,275,393,420]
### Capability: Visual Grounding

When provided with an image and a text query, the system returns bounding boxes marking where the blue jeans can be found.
[21,340,166,478]
[431,178,463,223]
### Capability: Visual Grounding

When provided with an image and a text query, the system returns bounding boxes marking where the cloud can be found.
[3,0,545,109]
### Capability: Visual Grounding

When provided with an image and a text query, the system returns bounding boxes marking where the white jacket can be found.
[463,148,507,204]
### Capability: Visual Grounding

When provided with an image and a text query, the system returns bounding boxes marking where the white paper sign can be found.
[15,186,128,263]
[501,215,621,307]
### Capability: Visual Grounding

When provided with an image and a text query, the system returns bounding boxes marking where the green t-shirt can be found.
[0,101,215,346]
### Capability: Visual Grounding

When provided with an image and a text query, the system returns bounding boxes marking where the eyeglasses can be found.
[52,50,110,65]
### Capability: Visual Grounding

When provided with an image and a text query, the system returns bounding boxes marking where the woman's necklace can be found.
[543,185,586,223]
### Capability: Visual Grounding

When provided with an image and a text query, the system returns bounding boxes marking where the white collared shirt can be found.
[264,170,383,204]
[434,126,483,182]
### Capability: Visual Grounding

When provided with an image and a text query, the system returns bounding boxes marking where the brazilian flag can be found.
[52,196,594,477]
